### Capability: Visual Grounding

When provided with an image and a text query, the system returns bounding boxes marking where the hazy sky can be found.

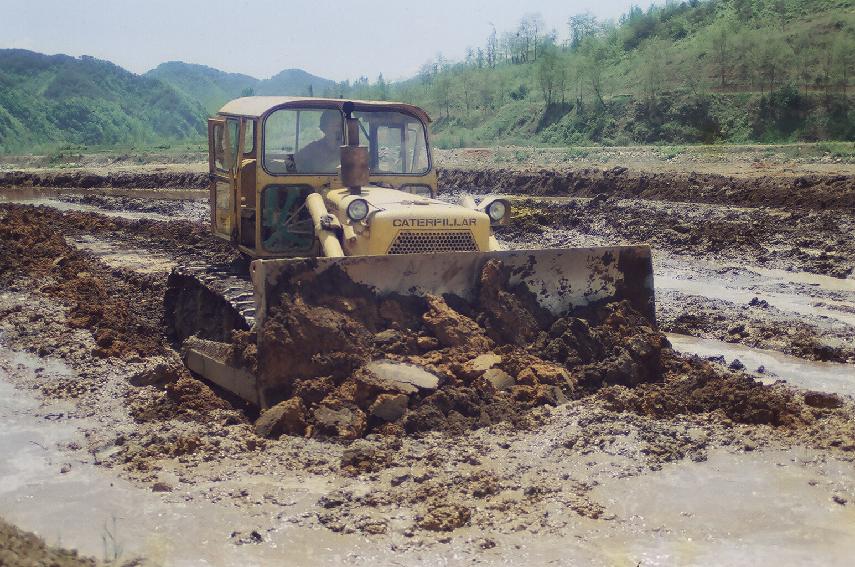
[2,0,655,81]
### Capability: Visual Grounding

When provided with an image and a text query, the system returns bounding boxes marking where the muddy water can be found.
[0,347,410,566]
[592,449,855,566]
[668,334,855,397]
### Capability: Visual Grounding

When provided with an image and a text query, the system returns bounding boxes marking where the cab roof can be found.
[217,96,431,123]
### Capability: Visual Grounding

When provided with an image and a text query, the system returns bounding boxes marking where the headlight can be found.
[486,200,507,222]
[346,198,369,221]
[404,185,432,198]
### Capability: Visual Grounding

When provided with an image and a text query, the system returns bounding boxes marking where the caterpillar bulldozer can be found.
[165,96,655,408]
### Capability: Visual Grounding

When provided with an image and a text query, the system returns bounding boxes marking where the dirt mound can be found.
[252,258,668,440]
[0,517,97,567]
[0,205,165,359]
[439,167,855,211]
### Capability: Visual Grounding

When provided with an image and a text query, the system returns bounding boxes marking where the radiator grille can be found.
[388,230,478,254]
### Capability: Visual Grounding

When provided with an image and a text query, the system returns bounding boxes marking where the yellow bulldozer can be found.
[165,96,654,408]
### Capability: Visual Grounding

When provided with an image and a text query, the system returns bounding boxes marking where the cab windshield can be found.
[353,110,430,175]
[262,106,430,175]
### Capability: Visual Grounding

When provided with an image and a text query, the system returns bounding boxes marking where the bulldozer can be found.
[165,96,655,409]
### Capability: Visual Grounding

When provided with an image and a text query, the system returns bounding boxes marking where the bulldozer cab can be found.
[207,97,438,259]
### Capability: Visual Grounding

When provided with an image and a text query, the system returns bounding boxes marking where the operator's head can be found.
[320,109,342,140]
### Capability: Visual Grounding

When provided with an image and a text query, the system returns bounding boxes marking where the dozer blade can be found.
[178,246,654,408]
[251,246,655,328]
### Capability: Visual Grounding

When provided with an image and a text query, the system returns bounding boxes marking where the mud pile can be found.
[0,205,166,359]
[249,259,670,439]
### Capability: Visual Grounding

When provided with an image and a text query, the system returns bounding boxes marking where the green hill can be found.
[0,49,207,153]
[146,62,335,113]
[145,62,257,114]
[342,0,855,146]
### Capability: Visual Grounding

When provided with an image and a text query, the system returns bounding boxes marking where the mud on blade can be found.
[251,246,655,327]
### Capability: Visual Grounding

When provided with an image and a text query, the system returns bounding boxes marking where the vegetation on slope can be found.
[0,50,208,153]
[328,0,855,146]
[146,62,336,113]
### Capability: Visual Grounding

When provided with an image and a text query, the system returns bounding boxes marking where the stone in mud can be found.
[129,355,184,386]
[483,368,515,391]
[255,398,307,438]
[340,440,389,474]
[517,362,573,387]
[313,402,367,440]
[369,393,409,421]
[422,295,493,351]
[364,360,440,392]
[418,504,472,532]
[803,391,844,409]
[464,353,502,376]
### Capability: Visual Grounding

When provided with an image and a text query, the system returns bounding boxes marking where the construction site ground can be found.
[0,147,854,566]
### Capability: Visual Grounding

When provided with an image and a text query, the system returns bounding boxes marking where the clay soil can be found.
[0,162,854,564]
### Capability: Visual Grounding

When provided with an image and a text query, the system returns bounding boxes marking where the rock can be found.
[483,368,515,391]
[369,393,409,421]
[803,391,844,409]
[465,353,502,374]
[517,363,573,386]
[341,439,381,468]
[313,403,367,440]
[728,358,745,371]
[129,355,184,386]
[418,504,471,531]
[373,329,402,346]
[254,398,307,438]
[152,482,173,493]
[365,361,440,392]
[422,295,492,350]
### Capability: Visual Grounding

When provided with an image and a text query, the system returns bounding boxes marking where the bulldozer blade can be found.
[251,246,655,327]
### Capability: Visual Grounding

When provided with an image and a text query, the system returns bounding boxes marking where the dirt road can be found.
[1,163,854,565]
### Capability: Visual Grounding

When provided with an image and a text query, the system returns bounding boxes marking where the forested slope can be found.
[0,50,207,153]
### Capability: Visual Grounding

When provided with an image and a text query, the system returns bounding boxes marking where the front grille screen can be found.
[388,230,478,254]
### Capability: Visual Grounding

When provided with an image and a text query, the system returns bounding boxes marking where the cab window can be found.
[264,109,343,174]
[353,111,429,174]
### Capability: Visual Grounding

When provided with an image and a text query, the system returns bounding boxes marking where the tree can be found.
[756,36,792,94]
[580,38,608,108]
[568,13,598,51]
[536,46,561,105]
[638,39,667,109]
[486,24,498,68]
[707,18,734,89]
[433,74,453,118]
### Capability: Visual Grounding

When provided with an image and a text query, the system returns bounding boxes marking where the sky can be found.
[1,0,656,82]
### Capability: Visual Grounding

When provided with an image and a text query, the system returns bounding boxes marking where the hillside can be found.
[146,62,335,113]
[341,0,855,146]
[0,50,207,153]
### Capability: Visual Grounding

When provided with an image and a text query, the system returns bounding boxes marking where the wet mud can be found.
[1,161,855,563]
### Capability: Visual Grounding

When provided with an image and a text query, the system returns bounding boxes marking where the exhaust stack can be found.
[340,101,368,195]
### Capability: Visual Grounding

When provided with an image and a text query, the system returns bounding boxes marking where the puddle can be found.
[668,333,855,397]
[0,347,403,566]
[67,235,176,275]
[658,273,855,328]
[593,449,855,566]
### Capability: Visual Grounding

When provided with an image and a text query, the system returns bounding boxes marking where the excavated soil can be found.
[0,518,98,567]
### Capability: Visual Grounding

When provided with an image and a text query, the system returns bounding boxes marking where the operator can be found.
[294,109,343,173]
